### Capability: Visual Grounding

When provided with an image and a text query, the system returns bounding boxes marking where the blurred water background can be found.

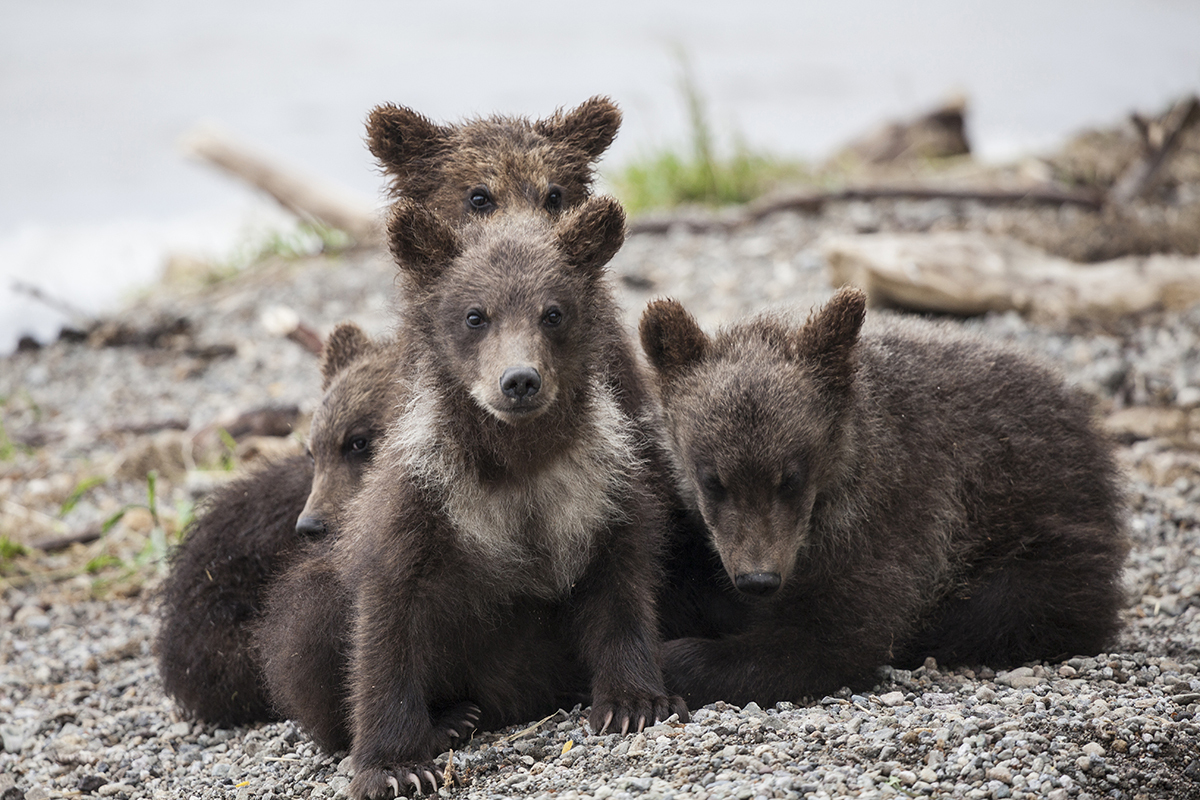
[2,0,1198,354]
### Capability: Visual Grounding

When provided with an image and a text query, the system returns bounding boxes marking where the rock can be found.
[997,667,1043,689]
[986,765,1013,784]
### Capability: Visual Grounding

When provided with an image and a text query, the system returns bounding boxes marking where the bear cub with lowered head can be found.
[155,324,398,725]
[326,196,686,799]
[640,287,1129,708]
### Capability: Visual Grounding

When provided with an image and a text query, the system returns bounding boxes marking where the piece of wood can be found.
[626,183,1104,236]
[1109,95,1200,205]
[31,526,103,553]
[180,125,382,245]
[822,231,1200,324]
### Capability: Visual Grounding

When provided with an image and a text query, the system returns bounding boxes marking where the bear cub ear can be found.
[534,96,623,162]
[556,195,626,278]
[639,299,710,387]
[320,322,372,391]
[365,104,449,178]
[793,286,867,392]
[386,198,461,288]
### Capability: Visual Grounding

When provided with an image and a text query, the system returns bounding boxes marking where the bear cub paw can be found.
[349,764,440,799]
[431,701,480,750]
[589,693,690,735]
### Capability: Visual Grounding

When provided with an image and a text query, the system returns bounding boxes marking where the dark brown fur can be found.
[640,288,1130,708]
[280,197,686,800]
[155,325,398,725]
[366,96,621,224]
[158,98,624,729]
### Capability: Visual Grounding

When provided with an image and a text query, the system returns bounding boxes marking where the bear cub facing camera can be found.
[640,287,1129,708]
[285,196,687,800]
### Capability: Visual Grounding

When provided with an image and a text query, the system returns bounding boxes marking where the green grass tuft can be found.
[610,53,811,216]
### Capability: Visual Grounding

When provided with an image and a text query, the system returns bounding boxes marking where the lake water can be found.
[3,1,1198,353]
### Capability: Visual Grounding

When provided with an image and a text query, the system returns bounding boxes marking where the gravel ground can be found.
[3,198,1200,800]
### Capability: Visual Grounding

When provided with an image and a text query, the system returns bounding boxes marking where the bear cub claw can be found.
[432,701,480,748]
[350,764,439,799]
[589,694,689,735]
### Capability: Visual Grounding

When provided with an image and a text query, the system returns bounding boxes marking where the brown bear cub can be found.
[640,288,1129,708]
[155,95,623,726]
[155,324,399,725]
[366,94,622,222]
[273,196,687,800]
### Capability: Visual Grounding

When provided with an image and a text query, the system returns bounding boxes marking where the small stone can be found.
[77,774,107,792]
[166,722,191,739]
[986,765,1013,784]
[975,686,996,702]
[919,767,938,783]
[1175,386,1200,408]
[1076,755,1092,771]
[896,770,917,786]
[1057,665,1077,678]
[1081,742,1104,757]
[878,691,906,707]
[997,667,1042,689]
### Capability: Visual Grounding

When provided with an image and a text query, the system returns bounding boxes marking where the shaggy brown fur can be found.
[157,97,625,730]
[640,288,1129,708]
[267,197,686,800]
[366,96,621,224]
[155,324,398,725]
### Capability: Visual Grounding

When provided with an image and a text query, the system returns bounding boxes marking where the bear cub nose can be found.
[735,572,782,596]
[500,366,542,400]
[295,515,327,538]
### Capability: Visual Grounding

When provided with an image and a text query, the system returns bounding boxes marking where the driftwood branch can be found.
[31,526,103,553]
[628,184,1103,236]
[260,306,324,356]
[823,231,1200,323]
[11,280,96,329]
[1110,95,1200,206]
[180,125,382,245]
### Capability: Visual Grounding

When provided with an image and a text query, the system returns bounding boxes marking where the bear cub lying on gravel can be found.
[640,287,1129,708]
[262,196,687,800]
[155,324,399,725]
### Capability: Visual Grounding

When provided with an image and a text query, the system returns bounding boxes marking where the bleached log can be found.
[180,124,382,245]
[823,231,1200,324]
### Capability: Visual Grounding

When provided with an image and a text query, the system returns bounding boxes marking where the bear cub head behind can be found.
[295,323,400,539]
[367,96,621,225]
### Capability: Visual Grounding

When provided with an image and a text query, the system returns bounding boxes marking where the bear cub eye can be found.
[777,466,805,498]
[542,306,564,327]
[344,435,371,457]
[468,187,494,212]
[466,309,488,329]
[697,466,727,503]
[545,185,564,212]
